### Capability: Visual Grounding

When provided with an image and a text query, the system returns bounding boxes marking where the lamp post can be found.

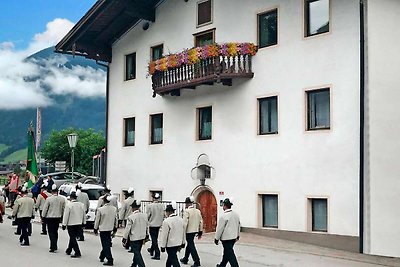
[67,133,78,180]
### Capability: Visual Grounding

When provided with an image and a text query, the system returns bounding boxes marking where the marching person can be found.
[12,187,35,246]
[122,199,148,267]
[181,196,203,267]
[97,185,118,210]
[76,182,89,241]
[42,184,66,253]
[146,192,164,260]
[62,191,86,258]
[94,195,118,266]
[119,187,135,251]
[214,198,241,267]
[160,201,186,267]
[36,182,50,235]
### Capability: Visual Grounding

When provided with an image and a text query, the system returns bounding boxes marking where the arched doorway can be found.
[197,190,217,232]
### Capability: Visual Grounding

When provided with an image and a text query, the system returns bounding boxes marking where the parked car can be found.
[58,183,120,227]
[40,172,99,189]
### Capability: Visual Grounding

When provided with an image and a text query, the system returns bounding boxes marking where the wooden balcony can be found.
[151,55,254,97]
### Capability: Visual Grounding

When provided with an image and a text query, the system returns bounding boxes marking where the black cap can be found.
[165,204,175,212]
[70,191,77,199]
[184,196,193,204]
[131,200,141,208]
[222,198,233,206]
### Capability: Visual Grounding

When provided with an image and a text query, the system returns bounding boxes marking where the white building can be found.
[56,0,400,258]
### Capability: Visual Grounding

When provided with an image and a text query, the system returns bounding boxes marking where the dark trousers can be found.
[219,239,239,267]
[77,225,84,240]
[99,231,113,263]
[166,246,181,267]
[66,225,82,255]
[184,232,200,265]
[130,240,145,267]
[149,227,160,257]
[47,218,61,250]
[39,211,47,233]
[18,217,31,245]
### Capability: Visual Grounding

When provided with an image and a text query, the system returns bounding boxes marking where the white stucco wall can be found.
[107,0,360,237]
[365,0,400,258]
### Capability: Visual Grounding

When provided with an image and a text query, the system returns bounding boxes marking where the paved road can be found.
[0,219,390,267]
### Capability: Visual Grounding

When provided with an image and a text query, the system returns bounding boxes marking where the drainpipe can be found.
[97,61,109,186]
[359,0,366,254]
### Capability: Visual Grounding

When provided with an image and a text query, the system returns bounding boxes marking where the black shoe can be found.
[49,249,56,253]
[14,232,19,235]
[99,257,104,263]
[147,247,154,256]
[77,238,84,241]
[71,254,81,258]
[191,264,201,267]
[41,232,47,235]
[65,250,71,255]
[103,261,113,266]
[128,250,134,253]
[20,243,29,246]
[180,258,189,264]
[151,256,160,260]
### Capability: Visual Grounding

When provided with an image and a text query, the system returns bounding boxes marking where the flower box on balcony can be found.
[148,43,258,97]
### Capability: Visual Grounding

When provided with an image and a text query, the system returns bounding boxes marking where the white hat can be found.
[127,187,134,194]
[43,181,48,187]
[51,184,57,191]
[105,184,111,191]
[24,182,28,188]
[153,192,160,199]
[106,195,115,202]
[77,182,83,188]
[21,187,27,193]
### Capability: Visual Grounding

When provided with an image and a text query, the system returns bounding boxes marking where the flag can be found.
[26,123,38,188]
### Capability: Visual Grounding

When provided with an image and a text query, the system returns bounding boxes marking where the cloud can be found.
[0,18,106,110]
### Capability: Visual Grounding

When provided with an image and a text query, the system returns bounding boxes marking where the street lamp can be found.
[67,133,78,180]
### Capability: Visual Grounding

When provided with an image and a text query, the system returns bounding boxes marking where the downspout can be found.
[359,0,365,254]
[97,61,109,186]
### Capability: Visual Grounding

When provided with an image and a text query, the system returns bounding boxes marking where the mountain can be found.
[0,47,106,163]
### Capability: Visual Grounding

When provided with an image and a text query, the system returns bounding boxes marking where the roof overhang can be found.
[55,0,161,62]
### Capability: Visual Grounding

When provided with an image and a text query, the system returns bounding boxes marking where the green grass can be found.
[0,144,8,154]
[2,148,27,163]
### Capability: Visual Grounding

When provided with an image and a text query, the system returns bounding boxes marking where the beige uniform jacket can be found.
[36,192,51,211]
[77,190,90,213]
[62,200,86,226]
[119,197,134,220]
[123,210,148,241]
[42,194,66,218]
[94,203,118,232]
[97,194,118,211]
[160,214,185,248]
[12,196,35,218]
[215,209,241,241]
[183,205,204,234]
[147,202,165,227]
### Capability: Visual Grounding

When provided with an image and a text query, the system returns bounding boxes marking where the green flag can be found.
[26,124,38,188]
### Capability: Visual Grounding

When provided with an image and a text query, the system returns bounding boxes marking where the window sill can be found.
[307,127,330,131]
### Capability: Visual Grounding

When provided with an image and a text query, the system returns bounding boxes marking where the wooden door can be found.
[197,190,217,233]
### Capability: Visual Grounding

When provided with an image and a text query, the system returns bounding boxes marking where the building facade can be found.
[56,0,400,258]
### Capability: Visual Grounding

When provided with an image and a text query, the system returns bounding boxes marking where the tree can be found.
[41,128,105,175]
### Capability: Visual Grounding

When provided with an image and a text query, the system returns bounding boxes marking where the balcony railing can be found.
[149,43,258,97]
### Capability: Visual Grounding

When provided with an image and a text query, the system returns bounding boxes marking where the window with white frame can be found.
[258,9,278,48]
[197,0,212,27]
[262,194,278,228]
[150,113,163,145]
[125,52,136,80]
[305,0,330,37]
[197,106,212,140]
[259,96,278,135]
[124,117,135,146]
[307,88,330,130]
[310,198,328,232]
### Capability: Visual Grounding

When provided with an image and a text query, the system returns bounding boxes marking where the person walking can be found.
[122,200,148,267]
[42,184,66,252]
[146,192,164,260]
[46,175,54,192]
[76,182,89,241]
[12,187,35,246]
[160,201,186,267]
[36,183,51,235]
[120,187,135,250]
[94,195,118,266]
[214,198,240,267]
[0,190,5,223]
[62,191,86,258]
[181,196,203,267]
[96,185,118,210]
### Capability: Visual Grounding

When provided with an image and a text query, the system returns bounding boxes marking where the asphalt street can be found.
[0,219,391,267]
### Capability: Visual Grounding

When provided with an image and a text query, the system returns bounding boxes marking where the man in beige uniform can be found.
[120,187,135,250]
[123,200,148,267]
[62,191,86,258]
[146,192,164,260]
[12,187,35,246]
[36,183,51,235]
[42,184,66,252]
[214,198,240,267]
[94,195,118,266]
[181,196,203,267]
[76,182,90,241]
[160,201,185,267]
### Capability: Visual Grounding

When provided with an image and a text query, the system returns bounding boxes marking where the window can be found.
[125,53,136,80]
[124,117,135,146]
[258,96,278,135]
[197,107,212,140]
[150,114,163,144]
[149,190,163,201]
[307,88,330,130]
[258,9,278,48]
[305,0,330,37]
[262,194,278,228]
[151,44,163,61]
[311,198,328,232]
[197,0,212,27]
[194,29,215,47]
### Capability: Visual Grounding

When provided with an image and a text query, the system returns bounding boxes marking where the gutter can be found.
[359,0,366,254]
